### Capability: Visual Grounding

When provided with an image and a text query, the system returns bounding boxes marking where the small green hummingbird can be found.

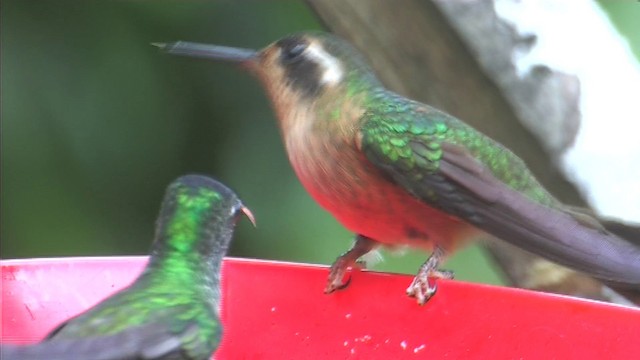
[1,175,254,359]
[154,32,640,305]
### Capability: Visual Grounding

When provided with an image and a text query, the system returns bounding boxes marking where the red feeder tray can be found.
[2,257,640,358]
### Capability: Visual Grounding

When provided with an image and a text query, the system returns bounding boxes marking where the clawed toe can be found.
[406,276,439,305]
[324,272,352,293]
[406,247,453,305]
[324,235,377,295]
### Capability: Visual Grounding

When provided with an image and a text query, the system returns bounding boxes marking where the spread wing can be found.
[358,102,640,288]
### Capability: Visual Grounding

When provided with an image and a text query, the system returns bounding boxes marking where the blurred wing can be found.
[360,119,640,288]
[1,322,193,360]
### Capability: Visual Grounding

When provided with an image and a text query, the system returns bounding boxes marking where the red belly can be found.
[290,143,479,251]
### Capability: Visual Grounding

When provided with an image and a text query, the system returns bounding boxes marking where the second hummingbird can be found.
[156,32,640,305]
[1,175,254,359]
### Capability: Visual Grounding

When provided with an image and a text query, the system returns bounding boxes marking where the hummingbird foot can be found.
[325,235,378,294]
[406,247,453,305]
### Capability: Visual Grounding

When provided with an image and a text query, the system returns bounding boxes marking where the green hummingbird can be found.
[1,175,254,359]
[154,32,640,305]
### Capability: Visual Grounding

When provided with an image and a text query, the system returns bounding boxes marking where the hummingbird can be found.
[1,175,254,359]
[154,32,640,305]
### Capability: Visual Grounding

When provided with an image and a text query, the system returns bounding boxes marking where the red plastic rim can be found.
[2,257,640,358]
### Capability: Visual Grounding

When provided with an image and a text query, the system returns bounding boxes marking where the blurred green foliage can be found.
[599,1,640,59]
[2,1,637,287]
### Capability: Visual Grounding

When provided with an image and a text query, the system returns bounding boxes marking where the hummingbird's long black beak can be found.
[152,41,257,63]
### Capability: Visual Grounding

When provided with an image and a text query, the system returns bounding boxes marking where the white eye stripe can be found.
[305,43,343,86]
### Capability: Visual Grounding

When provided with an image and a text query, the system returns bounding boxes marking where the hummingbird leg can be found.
[406,246,454,305]
[325,235,378,294]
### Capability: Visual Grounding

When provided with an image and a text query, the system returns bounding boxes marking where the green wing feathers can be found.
[359,91,640,287]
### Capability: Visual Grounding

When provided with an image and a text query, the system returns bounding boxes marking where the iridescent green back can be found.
[359,89,559,208]
[47,176,240,359]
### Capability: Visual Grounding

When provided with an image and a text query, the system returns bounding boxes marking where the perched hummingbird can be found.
[155,32,640,305]
[1,175,254,359]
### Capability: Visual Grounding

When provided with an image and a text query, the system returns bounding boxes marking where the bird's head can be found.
[156,32,380,129]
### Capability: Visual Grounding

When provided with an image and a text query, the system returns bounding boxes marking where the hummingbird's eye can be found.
[282,43,307,63]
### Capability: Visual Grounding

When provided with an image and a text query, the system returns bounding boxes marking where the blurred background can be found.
[2,1,638,286]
